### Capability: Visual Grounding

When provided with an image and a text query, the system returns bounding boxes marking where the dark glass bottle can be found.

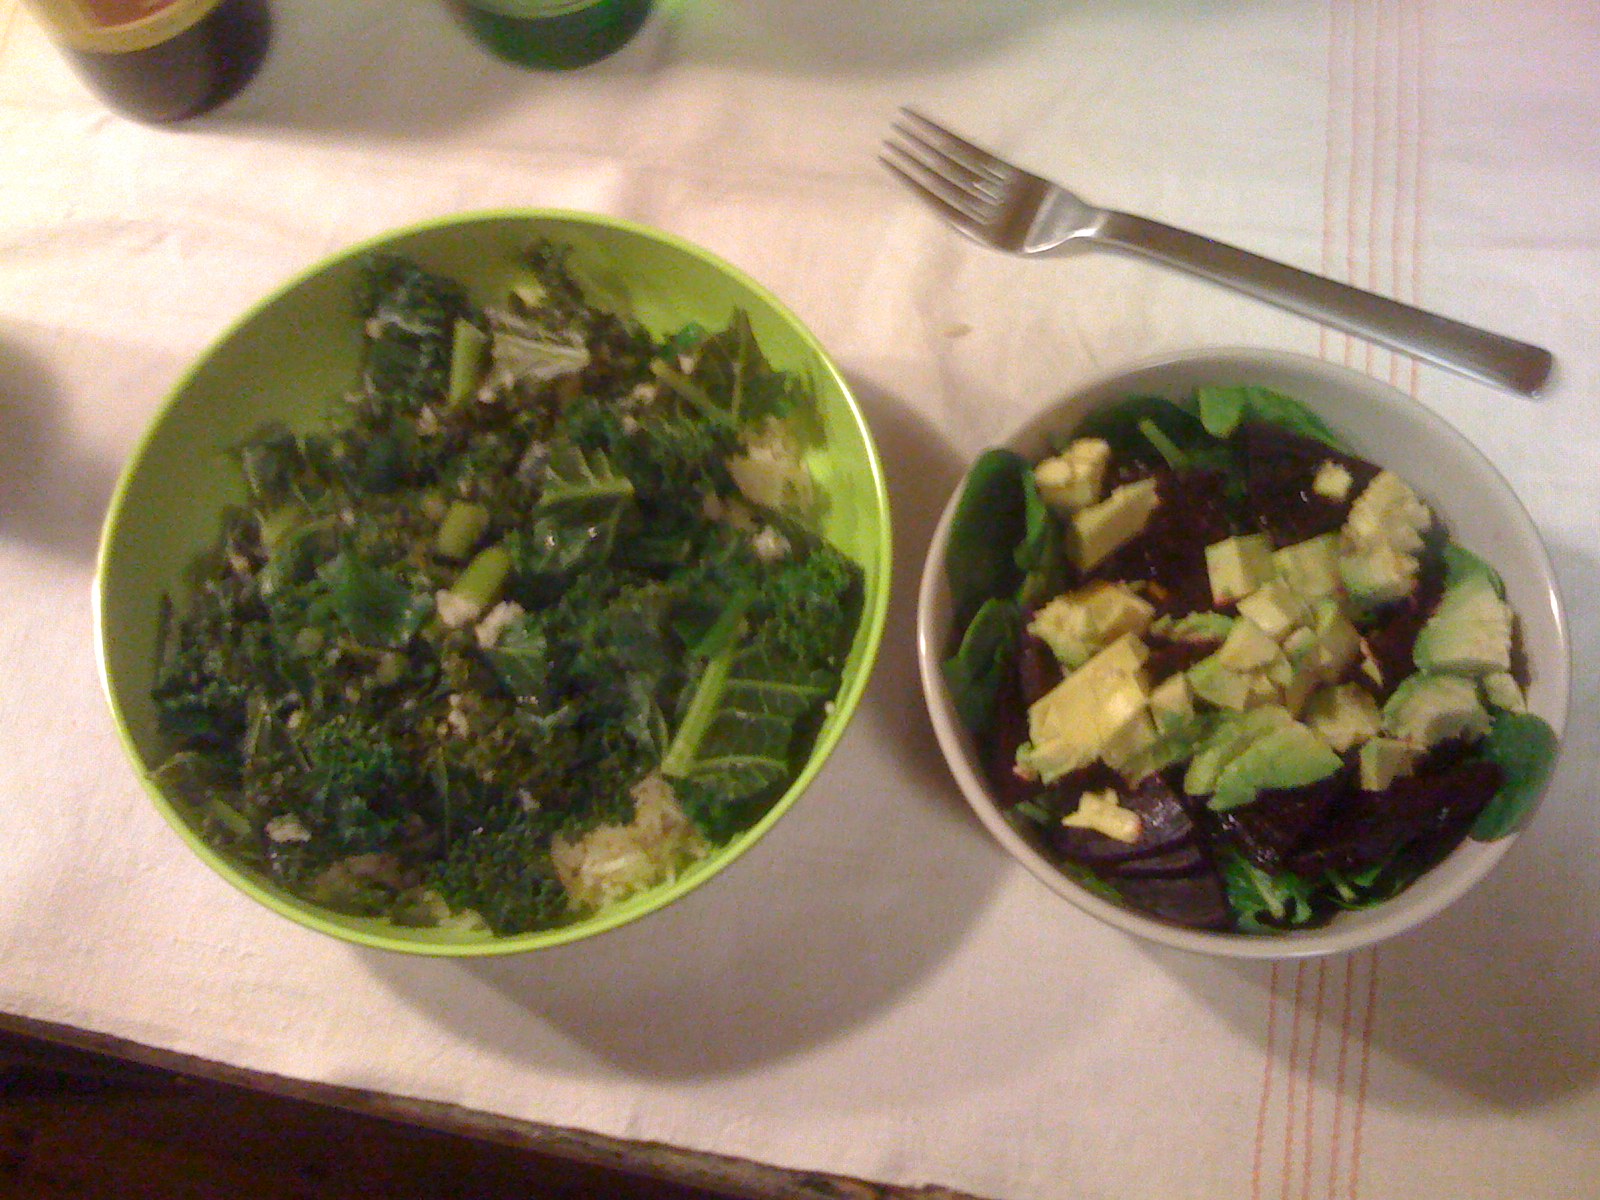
[25,0,271,124]
[458,0,652,70]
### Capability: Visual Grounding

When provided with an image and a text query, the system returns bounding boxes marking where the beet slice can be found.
[1106,840,1209,879]
[1088,468,1235,615]
[1358,547,1448,699]
[1046,771,1198,868]
[980,666,1034,809]
[1115,867,1233,932]
[1286,755,1503,877]
[1240,420,1380,545]
[1213,767,1354,874]
[1015,630,1062,706]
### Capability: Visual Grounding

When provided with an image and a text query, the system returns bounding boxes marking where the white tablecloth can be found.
[3,3,1598,1197]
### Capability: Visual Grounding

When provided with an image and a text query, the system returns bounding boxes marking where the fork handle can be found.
[1094,212,1553,396]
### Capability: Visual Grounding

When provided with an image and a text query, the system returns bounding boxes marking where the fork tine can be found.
[879,144,991,236]
[896,108,1012,184]
[889,119,1008,204]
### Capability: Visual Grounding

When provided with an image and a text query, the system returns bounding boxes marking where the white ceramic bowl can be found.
[917,349,1569,959]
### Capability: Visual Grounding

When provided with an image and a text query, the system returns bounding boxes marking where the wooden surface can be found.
[0,1014,990,1200]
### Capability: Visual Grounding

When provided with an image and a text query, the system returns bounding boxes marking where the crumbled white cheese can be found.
[435,588,483,630]
[751,526,791,562]
[265,814,312,844]
[474,600,525,650]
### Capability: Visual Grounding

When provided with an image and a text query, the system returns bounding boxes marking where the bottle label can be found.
[24,0,222,52]
[465,0,606,17]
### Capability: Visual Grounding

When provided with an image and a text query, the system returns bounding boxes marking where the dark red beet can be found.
[1213,766,1355,874]
[1116,868,1233,932]
[1239,420,1379,545]
[1015,630,1062,706]
[981,668,1034,809]
[1046,771,1197,868]
[1088,469,1235,615]
[1286,755,1503,877]
[1107,840,1210,879]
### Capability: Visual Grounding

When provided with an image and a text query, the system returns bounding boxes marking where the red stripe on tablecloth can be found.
[1298,959,1330,1200]
[1280,960,1307,1200]
[1324,955,1360,1199]
[1348,949,1382,1198]
[1251,962,1282,1200]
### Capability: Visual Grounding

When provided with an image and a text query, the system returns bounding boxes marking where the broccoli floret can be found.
[430,812,571,936]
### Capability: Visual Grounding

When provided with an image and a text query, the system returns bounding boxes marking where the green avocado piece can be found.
[1208,721,1343,812]
[1413,572,1514,676]
[1381,671,1492,749]
[1184,705,1294,796]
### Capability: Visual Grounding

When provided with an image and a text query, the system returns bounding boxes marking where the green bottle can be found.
[459,0,652,69]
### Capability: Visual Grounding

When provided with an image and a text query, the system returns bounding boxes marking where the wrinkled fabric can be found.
[1,3,1597,1198]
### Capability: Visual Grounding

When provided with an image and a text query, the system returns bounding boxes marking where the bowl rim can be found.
[93,206,894,956]
[916,346,1570,959]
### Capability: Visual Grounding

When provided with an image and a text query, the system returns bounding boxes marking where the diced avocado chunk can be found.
[1187,653,1257,711]
[1344,470,1432,553]
[1061,789,1142,843]
[1381,671,1491,749]
[1359,736,1419,791]
[1481,671,1527,713]
[1161,611,1236,644]
[1100,710,1162,781]
[1217,618,1284,672]
[1184,705,1295,795]
[1149,672,1195,733]
[1304,598,1362,681]
[1272,533,1342,602]
[1313,460,1354,501]
[1068,476,1161,571]
[1302,682,1381,752]
[1017,634,1149,783]
[1205,533,1276,606]
[1028,581,1154,670]
[1338,470,1433,606]
[1412,572,1514,676]
[1034,438,1111,512]
[1236,578,1308,640]
[1209,720,1343,811]
[1339,543,1421,607]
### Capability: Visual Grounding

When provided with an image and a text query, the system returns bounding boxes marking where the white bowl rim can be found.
[917,346,1570,960]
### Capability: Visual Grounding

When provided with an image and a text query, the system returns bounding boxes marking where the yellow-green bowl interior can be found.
[94,209,891,955]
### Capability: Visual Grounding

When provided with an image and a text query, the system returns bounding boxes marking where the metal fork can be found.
[882,108,1553,397]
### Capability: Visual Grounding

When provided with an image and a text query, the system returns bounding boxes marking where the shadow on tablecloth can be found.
[363,382,1012,1079]
[0,329,119,567]
[1153,537,1600,1112]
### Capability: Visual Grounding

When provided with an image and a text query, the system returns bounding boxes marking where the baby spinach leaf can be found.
[1014,469,1068,610]
[945,448,1028,634]
[942,596,1021,735]
[1471,710,1559,840]
[1197,384,1349,451]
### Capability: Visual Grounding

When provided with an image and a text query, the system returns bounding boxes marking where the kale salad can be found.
[942,386,1557,934]
[152,246,863,936]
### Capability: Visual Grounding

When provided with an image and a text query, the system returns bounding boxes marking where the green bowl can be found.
[94,209,892,955]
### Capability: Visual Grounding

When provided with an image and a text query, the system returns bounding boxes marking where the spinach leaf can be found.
[942,596,1021,735]
[1220,851,1318,932]
[1014,469,1067,610]
[1470,710,1559,840]
[945,448,1028,635]
[1196,384,1349,450]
